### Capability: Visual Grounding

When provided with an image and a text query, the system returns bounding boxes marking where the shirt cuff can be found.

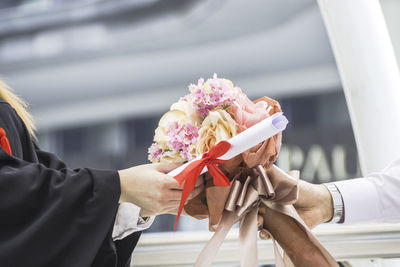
[112,202,155,241]
[334,178,382,224]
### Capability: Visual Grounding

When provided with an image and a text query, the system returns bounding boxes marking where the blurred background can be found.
[0,0,399,247]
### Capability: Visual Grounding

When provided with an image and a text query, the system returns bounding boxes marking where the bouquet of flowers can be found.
[148,74,274,163]
[148,74,337,267]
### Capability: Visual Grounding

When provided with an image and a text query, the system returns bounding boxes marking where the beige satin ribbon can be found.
[194,165,338,267]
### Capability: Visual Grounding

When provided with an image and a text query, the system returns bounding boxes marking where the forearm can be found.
[263,208,332,267]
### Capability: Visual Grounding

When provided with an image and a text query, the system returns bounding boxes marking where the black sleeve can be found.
[115,231,142,267]
[34,142,70,170]
[0,104,122,267]
[0,149,121,267]
[32,145,143,267]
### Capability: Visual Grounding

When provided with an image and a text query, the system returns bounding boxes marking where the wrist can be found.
[317,184,334,223]
[118,169,128,203]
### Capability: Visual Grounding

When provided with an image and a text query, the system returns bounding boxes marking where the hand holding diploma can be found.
[118,163,204,217]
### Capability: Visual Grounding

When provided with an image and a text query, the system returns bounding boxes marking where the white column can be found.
[317,0,400,175]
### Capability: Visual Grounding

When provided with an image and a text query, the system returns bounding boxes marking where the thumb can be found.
[154,162,182,174]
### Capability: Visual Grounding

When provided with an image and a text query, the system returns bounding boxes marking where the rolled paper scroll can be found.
[168,112,288,177]
[168,113,288,229]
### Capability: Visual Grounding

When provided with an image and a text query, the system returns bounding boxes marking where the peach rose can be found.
[242,96,283,169]
[228,88,270,132]
[196,109,237,155]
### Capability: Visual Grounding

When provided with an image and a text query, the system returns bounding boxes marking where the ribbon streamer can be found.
[173,140,232,230]
[194,165,338,267]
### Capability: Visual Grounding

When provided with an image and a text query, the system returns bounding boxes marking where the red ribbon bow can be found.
[173,140,232,230]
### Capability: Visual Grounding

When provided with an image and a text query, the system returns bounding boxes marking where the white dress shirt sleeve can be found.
[334,158,400,224]
[112,202,155,241]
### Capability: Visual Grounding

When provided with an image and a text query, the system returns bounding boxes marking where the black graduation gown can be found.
[0,99,141,267]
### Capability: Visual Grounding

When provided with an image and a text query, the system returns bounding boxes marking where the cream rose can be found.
[158,150,184,163]
[197,109,237,155]
[152,101,201,162]
[154,99,201,145]
[170,99,202,125]
[153,109,187,145]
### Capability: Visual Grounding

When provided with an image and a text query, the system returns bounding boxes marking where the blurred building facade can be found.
[1,0,399,232]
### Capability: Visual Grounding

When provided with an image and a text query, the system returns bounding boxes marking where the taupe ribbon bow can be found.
[194,165,337,267]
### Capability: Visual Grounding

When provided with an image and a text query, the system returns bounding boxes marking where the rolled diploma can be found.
[167,112,288,177]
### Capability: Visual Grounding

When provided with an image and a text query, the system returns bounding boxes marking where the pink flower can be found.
[166,121,199,161]
[148,142,163,162]
[189,74,238,117]
[228,88,270,132]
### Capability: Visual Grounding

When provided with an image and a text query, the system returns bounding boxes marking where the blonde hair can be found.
[0,80,36,139]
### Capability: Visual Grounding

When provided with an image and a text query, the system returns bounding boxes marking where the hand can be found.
[259,205,334,267]
[118,163,203,217]
[294,180,334,228]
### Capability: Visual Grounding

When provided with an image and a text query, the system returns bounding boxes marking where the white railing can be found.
[131,224,400,266]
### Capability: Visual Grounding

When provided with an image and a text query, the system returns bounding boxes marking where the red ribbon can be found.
[173,140,232,230]
[0,128,12,156]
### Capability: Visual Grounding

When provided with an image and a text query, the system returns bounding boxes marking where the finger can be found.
[173,177,204,190]
[162,175,182,189]
[164,189,183,200]
[259,229,271,240]
[159,201,182,212]
[154,162,182,174]
[165,206,180,215]
[165,173,204,190]
[166,205,190,216]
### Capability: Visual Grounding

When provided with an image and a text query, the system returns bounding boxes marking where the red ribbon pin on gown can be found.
[0,128,12,155]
